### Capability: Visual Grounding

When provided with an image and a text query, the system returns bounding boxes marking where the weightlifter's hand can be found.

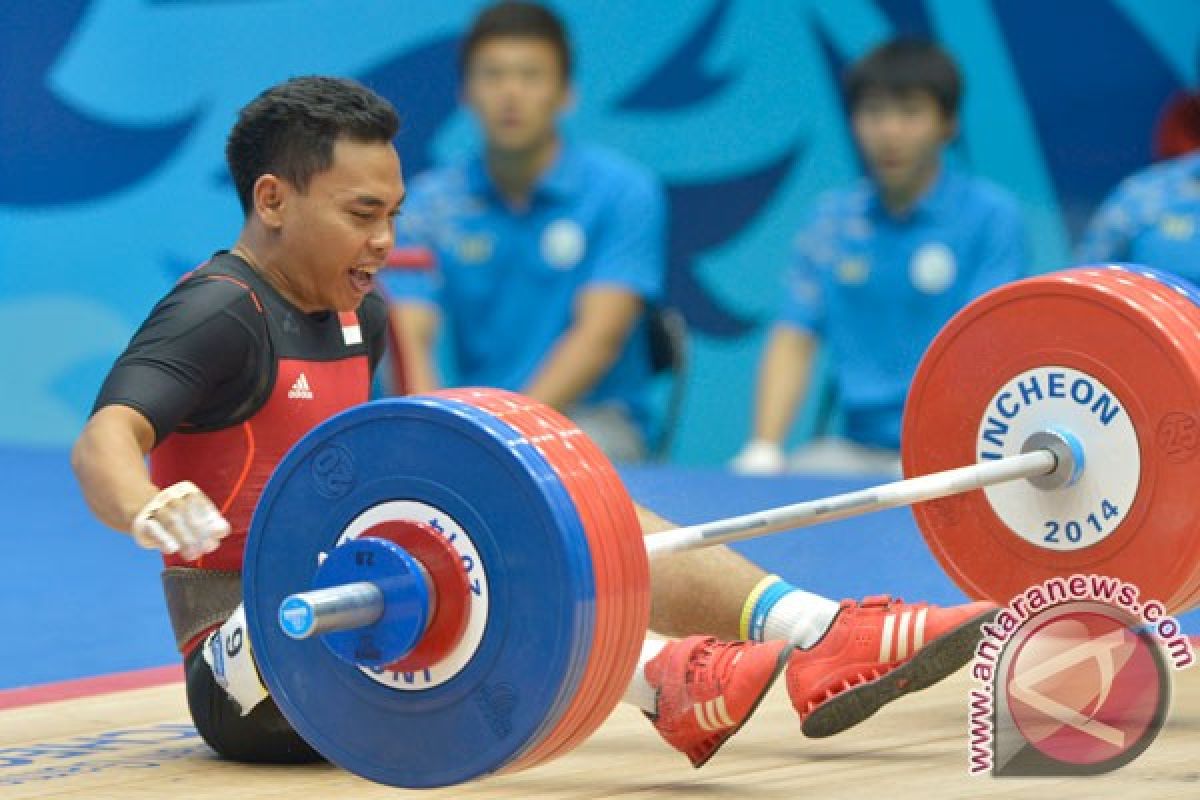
[131,481,232,561]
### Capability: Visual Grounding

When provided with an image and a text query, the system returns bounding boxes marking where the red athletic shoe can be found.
[645,635,794,767]
[788,596,997,738]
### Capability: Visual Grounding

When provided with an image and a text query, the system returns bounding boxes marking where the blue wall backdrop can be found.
[2,0,1199,463]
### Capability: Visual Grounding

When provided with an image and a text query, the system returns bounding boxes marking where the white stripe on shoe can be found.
[693,697,735,732]
[879,614,896,663]
[913,608,928,652]
[694,701,715,731]
[896,610,913,661]
[712,696,735,728]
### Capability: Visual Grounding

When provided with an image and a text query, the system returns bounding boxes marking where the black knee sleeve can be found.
[183,646,323,764]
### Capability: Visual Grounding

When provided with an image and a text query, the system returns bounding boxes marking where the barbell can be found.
[240,264,1200,787]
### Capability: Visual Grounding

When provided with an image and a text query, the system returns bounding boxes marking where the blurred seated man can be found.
[1076,152,1200,280]
[382,1,664,463]
[732,38,1027,476]
[1077,45,1200,277]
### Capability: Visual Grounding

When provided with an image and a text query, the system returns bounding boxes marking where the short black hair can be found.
[460,1,572,79]
[845,38,962,118]
[226,76,400,214]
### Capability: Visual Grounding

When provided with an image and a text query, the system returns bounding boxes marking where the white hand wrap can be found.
[131,481,232,561]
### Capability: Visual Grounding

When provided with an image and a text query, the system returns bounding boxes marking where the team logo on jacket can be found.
[835,257,869,285]
[542,219,586,270]
[456,233,494,265]
[1159,213,1195,241]
[910,243,957,294]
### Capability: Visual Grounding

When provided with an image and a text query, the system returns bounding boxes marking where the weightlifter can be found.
[72,74,994,770]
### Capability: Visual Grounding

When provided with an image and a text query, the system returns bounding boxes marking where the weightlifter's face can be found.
[263,137,405,313]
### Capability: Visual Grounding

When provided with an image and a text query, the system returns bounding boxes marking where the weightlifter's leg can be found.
[639,505,841,645]
[185,606,322,764]
[631,503,996,761]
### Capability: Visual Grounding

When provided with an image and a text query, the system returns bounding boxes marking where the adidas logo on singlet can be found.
[288,373,314,400]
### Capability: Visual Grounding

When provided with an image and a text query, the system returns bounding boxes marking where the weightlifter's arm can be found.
[72,279,257,558]
[635,503,772,641]
[73,404,231,560]
[72,404,160,533]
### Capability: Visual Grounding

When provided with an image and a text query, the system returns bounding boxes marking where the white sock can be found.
[744,575,841,648]
[621,638,668,714]
[201,604,268,716]
[764,588,841,649]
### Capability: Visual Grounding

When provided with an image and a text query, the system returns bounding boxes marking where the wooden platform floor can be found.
[3,666,1198,799]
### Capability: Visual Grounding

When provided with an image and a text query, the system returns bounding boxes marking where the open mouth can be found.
[348,267,376,294]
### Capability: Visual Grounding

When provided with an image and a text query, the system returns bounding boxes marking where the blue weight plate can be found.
[1090,262,1200,308]
[243,396,595,788]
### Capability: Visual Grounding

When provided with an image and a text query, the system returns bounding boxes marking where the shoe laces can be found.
[687,638,749,690]
[859,594,901,609]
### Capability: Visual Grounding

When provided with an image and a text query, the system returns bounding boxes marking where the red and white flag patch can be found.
[339,311,362,346]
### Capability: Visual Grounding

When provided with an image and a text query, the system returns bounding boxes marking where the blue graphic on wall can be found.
[2,0,1198,463]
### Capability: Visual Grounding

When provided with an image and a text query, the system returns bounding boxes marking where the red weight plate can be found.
[436,389,601,768]
[441,389,642,770]
[561,416,648,760]
[453,390,648,769]
[530,401,647,676]
[515,400,648,766]
[500,405,617,769]
[1095,270,1200,612]
[1044,268,1200,612]
[361,520,472,674]
[903,269,1200,612]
